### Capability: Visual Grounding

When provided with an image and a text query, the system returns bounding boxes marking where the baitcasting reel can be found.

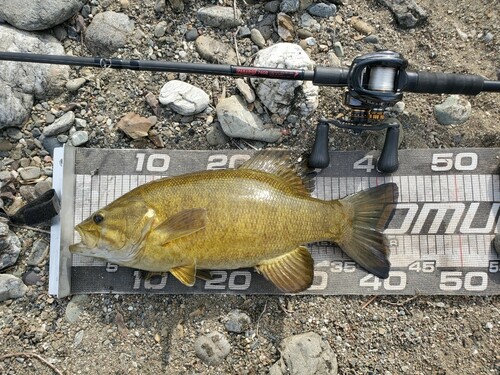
[310,51,408,173]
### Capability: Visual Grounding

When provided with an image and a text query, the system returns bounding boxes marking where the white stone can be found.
[251,43,319,117]
[159,80,210,115]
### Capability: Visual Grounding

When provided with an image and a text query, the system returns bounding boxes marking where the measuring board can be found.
[48,146,500,297]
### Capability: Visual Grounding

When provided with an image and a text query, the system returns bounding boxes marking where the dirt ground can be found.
[0,0,499,374]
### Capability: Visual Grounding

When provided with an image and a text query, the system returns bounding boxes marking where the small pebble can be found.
[66,78,86,92]
[225,309,251,333]
[194,332,231,365]
[70,131,89,146]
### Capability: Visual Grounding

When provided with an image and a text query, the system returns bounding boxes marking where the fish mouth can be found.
[70,225,98,253]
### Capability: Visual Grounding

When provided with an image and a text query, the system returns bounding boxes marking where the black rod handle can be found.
[309,122,330,169]
[377,126,399,173]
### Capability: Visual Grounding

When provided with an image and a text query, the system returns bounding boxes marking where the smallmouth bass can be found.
[70,150,398,293]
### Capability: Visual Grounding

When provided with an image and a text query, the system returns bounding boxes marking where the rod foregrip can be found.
[405,71,485,95]
[308,122,330,169]
[377,126,399,174]
[313,66,349,86]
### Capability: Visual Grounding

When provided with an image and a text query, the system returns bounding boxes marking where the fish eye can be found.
[93,213,104,224]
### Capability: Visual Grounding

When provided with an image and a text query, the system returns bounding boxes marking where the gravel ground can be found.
[0,0,499,374]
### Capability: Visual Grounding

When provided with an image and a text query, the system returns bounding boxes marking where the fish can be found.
[69,150,398,293]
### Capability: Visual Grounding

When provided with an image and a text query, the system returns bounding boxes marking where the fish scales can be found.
[132,168,339,270]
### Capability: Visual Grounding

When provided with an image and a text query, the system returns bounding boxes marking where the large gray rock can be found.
[197,6,242,29]
[0,0,83,31]
[0,274,27,302]
[195,35,238,65]
[0,224,22,271]
[251,43,319,117]
[85,11,135,55]
[216,95,281,143]
[378,0,427,29]
[269,332,338,375]
[0,24,69,129]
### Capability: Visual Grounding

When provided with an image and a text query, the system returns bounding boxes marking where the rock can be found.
[327,52,341,67]
[159,80,209,115]
[0,222,9,237]
[235,78,256,103]
[43,111,75,136]
[85,11,134,55]
[0,226,21,271]
[277,13,295,42]
[301,13,321,32]
[73,330,85,348]
[269,332,338,375]
[19,185,37,201]
[378,0,427,29]
[70,130,89,146]
[154,0,166,13]
[195,35,238,65]
[116,112,155,139]
[250,28,267,48]
[206,122,229,146]
[364,35,379,44]
[18,166,42,180]
[65,294,88,323]
[0,139,14,151]
[251,43,319,117]
[216,95,281,143]
[45,113,56,124]
[264,1,281,13]
[6,128,22,140]
[307,3,336,18]
[197,6,242,29]
[0,0,83,31]
[225,309,251,333]
[27,238,49,266]
[41,136,63,157]
[194,332,231,365]
[0,274,27,302]
[350,16,375,35]
[237,26,251,38]
[434,95,471,125]
[66,78,86,92]
[280,0,300,13]
[0,24,69,129]
[35,178,52,198]
[185,28,199,42]
[22,270,41,286]
[154,21,168,37]
[333,41,343,58]
[168,0,184,12]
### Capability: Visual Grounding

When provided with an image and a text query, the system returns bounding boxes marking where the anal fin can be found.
[170,264,196,286]
[255,246,314,293]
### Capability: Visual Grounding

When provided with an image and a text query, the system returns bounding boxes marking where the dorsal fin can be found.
[238,149,315,195]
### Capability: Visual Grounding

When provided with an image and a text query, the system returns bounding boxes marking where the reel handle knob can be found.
[377,124,400,173]
[309,122,330,169]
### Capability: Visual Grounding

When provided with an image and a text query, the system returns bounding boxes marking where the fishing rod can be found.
[1,50,499,172]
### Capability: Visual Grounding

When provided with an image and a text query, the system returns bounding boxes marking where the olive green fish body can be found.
[128,168,342,271]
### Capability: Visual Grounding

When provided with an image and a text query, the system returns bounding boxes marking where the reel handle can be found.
[377,121,400,174]
[309,122,330,169]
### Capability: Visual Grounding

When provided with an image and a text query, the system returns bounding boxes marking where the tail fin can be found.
[337,183,398,279]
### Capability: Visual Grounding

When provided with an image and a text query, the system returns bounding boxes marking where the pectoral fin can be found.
[170,264,196,286]
[255,246,314,293]
[155,208,207,245]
